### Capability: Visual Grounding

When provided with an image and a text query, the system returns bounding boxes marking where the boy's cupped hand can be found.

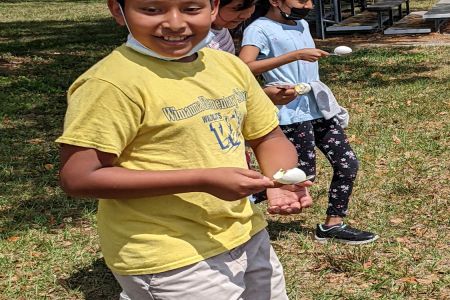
[266,182,313,215]
[205,168,275,201]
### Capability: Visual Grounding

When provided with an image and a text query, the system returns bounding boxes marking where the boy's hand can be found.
[205,168,275,201]
[266,181,313,215]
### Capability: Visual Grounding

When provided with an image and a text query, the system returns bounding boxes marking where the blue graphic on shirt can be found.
[209,109,242,150]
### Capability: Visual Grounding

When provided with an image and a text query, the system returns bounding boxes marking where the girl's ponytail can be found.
[242,0,270,29]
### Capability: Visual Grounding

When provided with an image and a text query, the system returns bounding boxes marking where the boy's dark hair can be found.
[117,0,216,8]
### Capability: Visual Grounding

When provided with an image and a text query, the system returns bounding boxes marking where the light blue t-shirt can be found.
[242,17,323,125]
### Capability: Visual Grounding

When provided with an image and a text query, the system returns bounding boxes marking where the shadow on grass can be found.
[0,193,98,239]
[0,17,124,237]
[267,219,315,241]
[320,48,446,87]
[63,258,121,300]
[0,17,125,115]
[0,98,99,237]
[0,20,125,55]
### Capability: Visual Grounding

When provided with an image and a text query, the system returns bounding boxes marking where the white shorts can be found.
[113,229,288,300]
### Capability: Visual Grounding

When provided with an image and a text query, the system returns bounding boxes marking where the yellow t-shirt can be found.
[56,46,279,275]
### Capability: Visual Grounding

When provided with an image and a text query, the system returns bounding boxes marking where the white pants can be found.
[113,229,288,300]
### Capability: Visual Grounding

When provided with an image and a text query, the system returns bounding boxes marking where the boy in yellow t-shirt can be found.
[56,0,312,299]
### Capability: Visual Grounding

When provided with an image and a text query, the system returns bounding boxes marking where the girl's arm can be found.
[59,145,275,201]
[239,45,329,76]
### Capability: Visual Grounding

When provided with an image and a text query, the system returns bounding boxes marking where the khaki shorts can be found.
[113,229,288,300]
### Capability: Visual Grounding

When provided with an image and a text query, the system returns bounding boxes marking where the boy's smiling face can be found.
[109,0,218,61]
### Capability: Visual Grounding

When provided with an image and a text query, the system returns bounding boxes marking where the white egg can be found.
[273,168,307,184]
[294,83,311,95]
[334,46,353,55]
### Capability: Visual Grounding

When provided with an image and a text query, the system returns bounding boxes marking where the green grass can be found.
[1,1,449,299]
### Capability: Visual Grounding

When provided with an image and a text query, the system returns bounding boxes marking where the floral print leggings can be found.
[281,117,359,217]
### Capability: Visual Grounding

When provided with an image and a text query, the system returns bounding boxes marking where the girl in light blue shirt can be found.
[240,0,378,245]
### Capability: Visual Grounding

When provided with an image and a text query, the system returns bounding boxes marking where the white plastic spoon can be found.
[273,168,315,185]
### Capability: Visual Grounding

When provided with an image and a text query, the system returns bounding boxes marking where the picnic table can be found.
[314,0,370,38]
[314,0,410,38]
[366,0,410,27]
[423,0,450,32]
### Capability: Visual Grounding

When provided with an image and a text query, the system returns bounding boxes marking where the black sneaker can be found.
[315,223,379,245]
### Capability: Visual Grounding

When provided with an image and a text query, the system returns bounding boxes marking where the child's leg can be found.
[113,230,287,300]
[113,254,245,300]
[280,121,317,177]
[241,229,288,300]
[312,118,359,220]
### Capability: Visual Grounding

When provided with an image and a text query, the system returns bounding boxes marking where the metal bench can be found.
[366,0,410,28]
[314,0,368,38]
[423,0,450,32]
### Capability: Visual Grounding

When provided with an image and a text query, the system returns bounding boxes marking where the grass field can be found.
[1,1,449,299]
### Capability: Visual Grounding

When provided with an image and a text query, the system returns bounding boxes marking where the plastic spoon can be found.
[273,168,315,185]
